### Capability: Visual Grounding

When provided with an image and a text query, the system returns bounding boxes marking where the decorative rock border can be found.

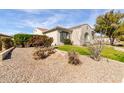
[0,47,15,61]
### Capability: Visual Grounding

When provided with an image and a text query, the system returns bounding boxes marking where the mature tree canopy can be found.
[117,22,124,35]
[95,10,124,45]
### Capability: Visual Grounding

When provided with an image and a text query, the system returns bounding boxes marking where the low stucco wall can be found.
[0,47,14,61]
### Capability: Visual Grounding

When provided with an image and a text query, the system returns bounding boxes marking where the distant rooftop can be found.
[0,33,12,37]
[37,27,48,32]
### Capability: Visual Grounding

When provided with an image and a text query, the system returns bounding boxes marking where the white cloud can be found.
[18,9,45,14]
[18,9,55,15]
[83,10,108,26]
[41,14,64,28]
[18,13,65,29]
[0,29,23,35]
[17,9,111,29]
[21,19,42,28]
[1,9,115,35]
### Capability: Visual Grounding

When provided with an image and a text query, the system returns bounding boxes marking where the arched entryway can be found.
[84,32,90,43]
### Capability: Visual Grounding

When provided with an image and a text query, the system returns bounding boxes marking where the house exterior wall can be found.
[33,24,94,46]
[33,29,43,35]
[71,24,93,45]
[45,30,59,46]
[71,27,82,45]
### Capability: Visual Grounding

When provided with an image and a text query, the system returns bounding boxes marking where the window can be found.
[60,31,69,42]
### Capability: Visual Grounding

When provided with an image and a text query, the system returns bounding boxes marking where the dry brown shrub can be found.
[68,50,81,65]
[88,39,104,61]
[33,47,56,60]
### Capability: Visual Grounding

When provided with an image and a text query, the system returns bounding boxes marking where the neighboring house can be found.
[0,33,12,38]
[33,24,94,46]
[33,28,48,35]
[96,37,118,45]
[0,33,12,51]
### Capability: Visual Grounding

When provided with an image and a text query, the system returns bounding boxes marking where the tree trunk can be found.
[109,37,115,45]
[21,43,25,47]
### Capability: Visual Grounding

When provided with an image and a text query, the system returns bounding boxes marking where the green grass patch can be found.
[58,45,124,62]
[58,45,90,55]
[101,47,124,62]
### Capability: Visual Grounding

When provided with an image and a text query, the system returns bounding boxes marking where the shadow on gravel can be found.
[5,52,12,60]
[4,49,14,60]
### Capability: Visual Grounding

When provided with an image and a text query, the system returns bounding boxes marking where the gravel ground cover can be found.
[0,48,124,83]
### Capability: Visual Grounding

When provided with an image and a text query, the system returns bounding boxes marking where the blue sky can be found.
[0,9,124,35]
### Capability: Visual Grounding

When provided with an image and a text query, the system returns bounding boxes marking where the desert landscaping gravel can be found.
[0,48,124,83]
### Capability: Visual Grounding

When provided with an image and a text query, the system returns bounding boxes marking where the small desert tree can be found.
[88,38,104,61]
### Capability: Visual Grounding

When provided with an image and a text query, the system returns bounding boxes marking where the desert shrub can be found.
[0,37,2,51]
[33,47,55,60]
[14,34,32,47]
[88,39,104,61]
[68,50,81,65]
[2,37,14,50]
[28,35,53,47]
[118,35,124,41]
[63,39,72,45]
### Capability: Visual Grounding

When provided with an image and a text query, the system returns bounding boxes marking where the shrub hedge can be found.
[1,37,14,50]
[14,34,53,48]
[14,34,33,47]
[27,35,53,47]
[63,39,72,45]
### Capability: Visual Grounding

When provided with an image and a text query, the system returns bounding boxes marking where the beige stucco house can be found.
[33,28,48,35]
[0,33,12,38]
[33,24,94,46]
